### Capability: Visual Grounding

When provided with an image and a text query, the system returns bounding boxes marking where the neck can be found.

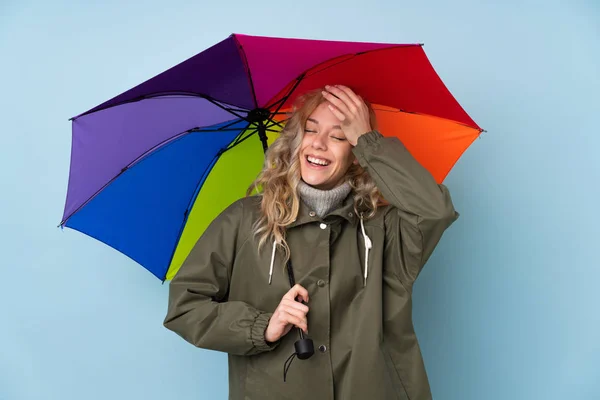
[297,180,352,218]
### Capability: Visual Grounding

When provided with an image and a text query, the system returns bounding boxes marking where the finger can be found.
[285,284,309,303]
[281,311,308,332]
[281,298,309,314]
[334,85,363,109]
[280,304,307,320]
[327,103,347,122]
[327,85,356,107]
[325,85,358,114]
[322,88,351,116]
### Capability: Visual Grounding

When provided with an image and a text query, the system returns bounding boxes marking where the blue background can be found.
[1,1,598,399]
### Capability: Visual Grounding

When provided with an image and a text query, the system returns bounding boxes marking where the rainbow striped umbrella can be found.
[60,33,482,281]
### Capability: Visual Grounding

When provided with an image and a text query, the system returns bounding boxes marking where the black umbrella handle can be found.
[286,259,314,359]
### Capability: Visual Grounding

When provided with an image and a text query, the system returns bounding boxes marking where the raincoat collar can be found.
[288,193,358,228]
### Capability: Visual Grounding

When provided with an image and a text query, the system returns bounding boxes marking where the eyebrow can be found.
[307,118,342,129]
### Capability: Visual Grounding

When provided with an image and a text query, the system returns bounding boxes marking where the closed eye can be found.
[331,136,346,141]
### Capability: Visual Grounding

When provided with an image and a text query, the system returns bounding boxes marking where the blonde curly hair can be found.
[247,88,384,259]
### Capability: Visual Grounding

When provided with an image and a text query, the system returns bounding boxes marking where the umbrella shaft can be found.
[257,122,268,153]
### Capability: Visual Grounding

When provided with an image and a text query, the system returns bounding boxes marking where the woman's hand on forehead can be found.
[321,85,372,146]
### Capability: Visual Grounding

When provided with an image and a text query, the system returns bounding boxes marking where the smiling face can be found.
[299,102,355,190]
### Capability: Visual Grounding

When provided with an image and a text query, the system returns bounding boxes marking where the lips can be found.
[306,155,331,167]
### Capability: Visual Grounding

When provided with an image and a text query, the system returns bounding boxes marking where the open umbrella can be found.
[60,33,482,282]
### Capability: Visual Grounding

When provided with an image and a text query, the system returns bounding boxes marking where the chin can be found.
[302,176,337,190]
[300,175,320,186]
[301,177,322,187]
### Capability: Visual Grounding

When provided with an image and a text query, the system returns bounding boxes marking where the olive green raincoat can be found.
[164,131,458,399]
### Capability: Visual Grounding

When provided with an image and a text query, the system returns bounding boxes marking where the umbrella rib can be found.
[266,117,289,130]
[265,96,287,110]
[161,149,222,282]
[218,118,249,130]
[188,127,251,132]
[232,35,259,108]
[303,44,423,79]
[70,91,251,121]
[271,76,304,114]
[59,122,246,227]
[190,118,248,132]
[264,75,305,112]
[202,97,251,122]
[261,44,424,114]
[161,125,254,281]
[300,54,366,79]
[226,107,252,113]
[372,107,486,132]
[226,128,258,150]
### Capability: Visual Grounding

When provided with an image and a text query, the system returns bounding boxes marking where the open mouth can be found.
[306,155,331,167]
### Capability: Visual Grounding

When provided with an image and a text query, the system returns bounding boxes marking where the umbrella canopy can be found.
[60,33,482,281]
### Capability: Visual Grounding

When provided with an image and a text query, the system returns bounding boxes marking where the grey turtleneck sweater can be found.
[297,180,352,218]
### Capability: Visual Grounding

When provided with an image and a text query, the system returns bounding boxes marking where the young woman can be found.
[164,85,458,400]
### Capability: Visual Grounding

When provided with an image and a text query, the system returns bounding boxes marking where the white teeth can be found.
[307,156,330,166]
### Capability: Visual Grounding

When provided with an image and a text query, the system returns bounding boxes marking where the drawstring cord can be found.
[269,218,373,286]
[360,215,373,286]
[283,352,297,382]
[269,240,276,284]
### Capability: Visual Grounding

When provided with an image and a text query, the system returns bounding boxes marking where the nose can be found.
[310,132,327,151]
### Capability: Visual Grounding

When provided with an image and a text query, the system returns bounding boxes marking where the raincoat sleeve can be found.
[163,199,279,356]
[352,130,459,285]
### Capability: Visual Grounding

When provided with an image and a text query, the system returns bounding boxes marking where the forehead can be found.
[306,103,340,126]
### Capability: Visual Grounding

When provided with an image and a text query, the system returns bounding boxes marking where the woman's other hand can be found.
[265,284,310,343]
[321,84,372,146]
